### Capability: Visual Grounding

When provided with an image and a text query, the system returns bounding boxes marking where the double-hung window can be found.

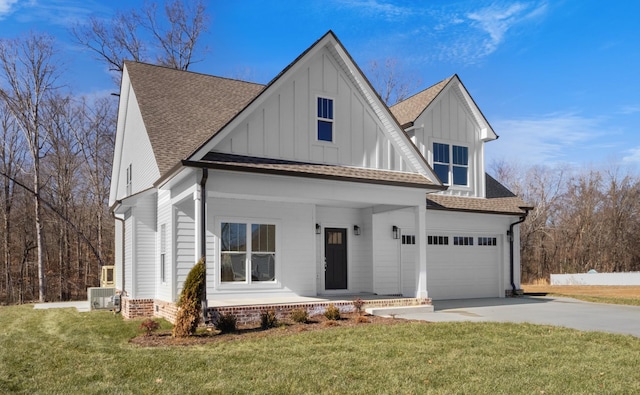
[433,143,468,186]
[317,97,334,142]
[220,222,276,283]
[125,163,132,195]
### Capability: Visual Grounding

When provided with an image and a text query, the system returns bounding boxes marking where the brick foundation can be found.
[120,296,432,326]
[209,297,432,326]
[121,297,154,319]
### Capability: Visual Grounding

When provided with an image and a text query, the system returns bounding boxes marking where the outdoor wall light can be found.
[315,223,321,235]
[392,225,400,239]
[353,225,361,236]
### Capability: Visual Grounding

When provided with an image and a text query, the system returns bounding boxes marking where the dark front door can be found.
[325,228,347,290]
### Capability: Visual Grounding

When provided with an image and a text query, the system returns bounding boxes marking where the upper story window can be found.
[317,97,334,142]
[433,143,468,186]
[221,222,276,284]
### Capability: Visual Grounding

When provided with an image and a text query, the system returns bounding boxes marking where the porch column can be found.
[414,204,428,298]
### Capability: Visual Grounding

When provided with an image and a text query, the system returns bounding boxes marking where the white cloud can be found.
[487,112,605,165]
[622,147,640,164]
[0,0,18,19]
[335,0,415,20]
[466,1,548,58]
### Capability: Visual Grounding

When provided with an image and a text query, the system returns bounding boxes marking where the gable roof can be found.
[389,76,453,127]
[124,61,264,176]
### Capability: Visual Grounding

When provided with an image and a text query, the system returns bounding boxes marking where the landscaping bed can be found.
[130,312,411,347]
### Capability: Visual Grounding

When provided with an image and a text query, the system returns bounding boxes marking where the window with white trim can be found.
[221,222,276,283]
[478,237,497,246]
[402,235,416,245]
[317,97,334,142]
[433,143,468,186]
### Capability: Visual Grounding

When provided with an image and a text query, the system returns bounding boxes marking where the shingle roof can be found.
[389,76,453,126]
[426,174,533,215]
[124,61,265,176]
[185,152,445,189]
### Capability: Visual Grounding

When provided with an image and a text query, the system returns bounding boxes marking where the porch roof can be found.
[183,152,446,190]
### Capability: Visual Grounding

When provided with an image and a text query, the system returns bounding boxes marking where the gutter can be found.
[199,168,209,323]
[508,208,531,295]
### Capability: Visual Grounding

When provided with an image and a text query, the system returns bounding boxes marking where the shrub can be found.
[173,258,206,338]
[139,319,160,336]
[215,312,237,334]
[290,308,309,324]
[324,303,341,321]
[355,315,370,324]
[260,309,279,329]
[352,297,365,315]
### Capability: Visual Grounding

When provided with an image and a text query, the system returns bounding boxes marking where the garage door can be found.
[426,234,501,300]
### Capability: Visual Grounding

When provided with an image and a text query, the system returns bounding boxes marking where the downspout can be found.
[199,168,209,322]
[111,210,125,314]
[508,209,530,296]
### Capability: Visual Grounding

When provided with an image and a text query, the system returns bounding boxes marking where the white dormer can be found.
[390,75,497,198]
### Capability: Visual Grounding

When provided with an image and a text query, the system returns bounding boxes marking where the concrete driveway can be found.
[395,296,640,337]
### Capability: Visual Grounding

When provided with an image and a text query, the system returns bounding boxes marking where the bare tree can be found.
[0,32,62,302]
[0,102,26,303]
[368,58,421,105]
[71,0,209,84]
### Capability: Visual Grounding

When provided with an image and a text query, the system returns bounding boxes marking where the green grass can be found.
[1,305,639,394]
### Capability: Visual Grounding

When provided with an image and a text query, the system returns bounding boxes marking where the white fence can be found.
[551,272,640,286]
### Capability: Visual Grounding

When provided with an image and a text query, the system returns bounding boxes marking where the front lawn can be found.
[1,305,639,394]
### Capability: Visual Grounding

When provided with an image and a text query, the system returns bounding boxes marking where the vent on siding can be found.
[88,287,116,310]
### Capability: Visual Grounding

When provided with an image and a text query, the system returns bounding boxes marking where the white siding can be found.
[175,201,195,298]
[132,193,157,299]
[124,210,133,296]
[414,84,485,198]
[216,47,411,172]
[156,189,172,301]
[115,85,160,200]
[372,209,415,295]
[208,198,316,297]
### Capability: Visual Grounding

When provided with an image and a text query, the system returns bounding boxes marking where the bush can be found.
[173,258,206,338]
[139,319,160,336]
[324,303,341,321]
[355,315,370,324]
[290,308,309,324]
[260,310,278,329]
[352,297,365,315]
[215,312,237,334]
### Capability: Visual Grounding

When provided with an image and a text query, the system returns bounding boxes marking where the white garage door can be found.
[426,234,502,300]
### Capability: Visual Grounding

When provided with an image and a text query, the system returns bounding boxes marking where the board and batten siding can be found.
[116,85,160,200]
[215,47,410,172]
[413,84,486,198]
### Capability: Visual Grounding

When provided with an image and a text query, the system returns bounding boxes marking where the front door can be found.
[325,228,347,290]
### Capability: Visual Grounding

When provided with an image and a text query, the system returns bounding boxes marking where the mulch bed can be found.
[130,312,418,347]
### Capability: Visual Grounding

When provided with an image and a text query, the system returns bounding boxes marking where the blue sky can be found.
[1,0,639,173]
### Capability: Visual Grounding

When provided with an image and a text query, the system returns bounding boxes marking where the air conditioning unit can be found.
[88,287,116,310]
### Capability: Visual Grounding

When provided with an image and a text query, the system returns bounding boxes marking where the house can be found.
[108,31,530,323]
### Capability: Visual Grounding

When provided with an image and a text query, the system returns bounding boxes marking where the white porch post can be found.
[194,185,202,263]
[414,203,428,298]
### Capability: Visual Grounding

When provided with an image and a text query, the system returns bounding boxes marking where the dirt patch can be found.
[522,285,640,299]
[130,312,417,347]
